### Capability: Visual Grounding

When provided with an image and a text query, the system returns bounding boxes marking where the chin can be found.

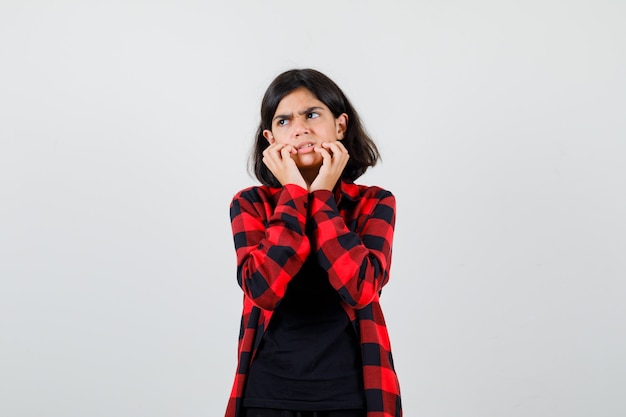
[296,154,322,167]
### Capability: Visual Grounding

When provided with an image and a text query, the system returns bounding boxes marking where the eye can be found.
[307,111,320,119]
[277,119,289,126]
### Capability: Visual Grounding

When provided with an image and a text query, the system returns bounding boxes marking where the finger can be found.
[280,146,294,160]
[322,143,349,166]
[314,145,331,157]
[271,143,287,153]
[263,144,286,170]
[323,141,348,157]
[263,143,280,156]
[265,143,288,161]
[314,146,332,165]
[262,155,276,172]
[335,141,349,155]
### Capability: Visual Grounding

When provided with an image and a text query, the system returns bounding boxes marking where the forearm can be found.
[309,189,395,309]
[231,184,310,310]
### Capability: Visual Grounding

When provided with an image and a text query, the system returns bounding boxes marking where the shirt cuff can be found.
[309,189,339,215]
[276,183,309,213]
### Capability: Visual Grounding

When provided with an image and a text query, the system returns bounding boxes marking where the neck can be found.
[300,167,320,187]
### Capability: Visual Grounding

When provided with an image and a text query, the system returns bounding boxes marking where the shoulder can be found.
[346,181,395,202]
[231,184,277,205]
[230,185,295,222]
[361,185,394,200]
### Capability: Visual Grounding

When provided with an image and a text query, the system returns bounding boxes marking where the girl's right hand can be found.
[262,143,307,189]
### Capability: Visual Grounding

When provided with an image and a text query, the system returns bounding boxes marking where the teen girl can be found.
[225,69,402,417]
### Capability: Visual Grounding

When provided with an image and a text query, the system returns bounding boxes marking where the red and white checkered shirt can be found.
[225,179,402,417]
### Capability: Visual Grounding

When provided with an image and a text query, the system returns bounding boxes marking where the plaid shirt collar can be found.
[334,179,361,206]
[269,179,361,205]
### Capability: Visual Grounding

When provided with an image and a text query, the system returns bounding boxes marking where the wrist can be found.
[283,179,308,190]
[309,178,338,192]
[309,184,333,192]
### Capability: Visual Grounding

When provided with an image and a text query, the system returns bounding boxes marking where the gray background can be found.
[1,1,625,416]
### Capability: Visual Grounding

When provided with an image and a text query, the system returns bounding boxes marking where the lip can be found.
[295,141,316,154]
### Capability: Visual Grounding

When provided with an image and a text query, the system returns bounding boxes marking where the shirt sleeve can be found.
[229,184,311,311]
[308,188,396,309]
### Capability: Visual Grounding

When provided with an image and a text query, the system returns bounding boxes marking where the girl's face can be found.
[263,87,347,175]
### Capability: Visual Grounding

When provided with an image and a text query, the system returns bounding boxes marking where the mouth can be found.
[296,142,315,153]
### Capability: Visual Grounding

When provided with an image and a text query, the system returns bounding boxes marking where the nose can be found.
[292,116,309,137]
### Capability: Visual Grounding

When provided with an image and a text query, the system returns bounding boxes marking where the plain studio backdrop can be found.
[1,1,624,416]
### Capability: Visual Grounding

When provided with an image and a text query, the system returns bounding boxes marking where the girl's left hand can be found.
[309,141,350,192]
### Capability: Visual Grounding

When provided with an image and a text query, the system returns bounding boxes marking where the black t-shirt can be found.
[243,256,365,411]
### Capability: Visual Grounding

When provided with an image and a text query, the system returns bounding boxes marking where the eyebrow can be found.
[273,106,324,122]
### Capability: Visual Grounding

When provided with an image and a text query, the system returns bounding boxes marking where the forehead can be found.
[274,87,327,113]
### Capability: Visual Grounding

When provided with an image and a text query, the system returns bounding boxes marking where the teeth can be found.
[299,143,313,149]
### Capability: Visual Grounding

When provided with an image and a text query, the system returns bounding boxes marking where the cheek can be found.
[272,132,289,144]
